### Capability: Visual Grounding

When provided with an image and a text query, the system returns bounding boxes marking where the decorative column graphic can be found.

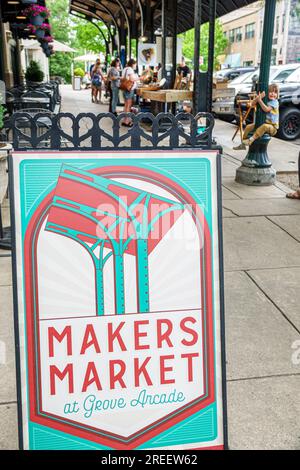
[45,165,184,315]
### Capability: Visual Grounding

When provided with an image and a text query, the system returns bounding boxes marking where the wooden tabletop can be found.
[140,89,193,103]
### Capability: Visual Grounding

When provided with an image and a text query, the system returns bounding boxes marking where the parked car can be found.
[213,63,300,124]
[214,66,256,83]
[235,64,300,140]
[213,71,257,122]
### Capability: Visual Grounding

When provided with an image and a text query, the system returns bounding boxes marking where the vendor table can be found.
[140,89,193,104]
[141,89,193,114]
[139,89,193,129]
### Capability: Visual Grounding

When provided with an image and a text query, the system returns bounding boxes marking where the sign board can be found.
[10,150,227,450]
[138,43,157,66]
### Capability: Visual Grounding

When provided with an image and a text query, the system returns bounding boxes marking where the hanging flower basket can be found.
[44,35,54,43]
[28,22,51,39]
[35,28,45,39]
[40,42,49,52]
[30,14,43,26]
[22,5,50,26]
[40,23,51,33]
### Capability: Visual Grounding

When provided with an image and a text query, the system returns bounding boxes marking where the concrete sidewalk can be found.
[0,87,300,450]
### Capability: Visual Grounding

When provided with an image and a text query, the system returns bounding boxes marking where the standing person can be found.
[107,58,121,116]
[90,59,100,102]
[177,57,190,78]
[91,62,104,104]
[121,58,138,127]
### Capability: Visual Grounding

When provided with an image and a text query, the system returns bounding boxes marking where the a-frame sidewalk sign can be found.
[9,149,227,450]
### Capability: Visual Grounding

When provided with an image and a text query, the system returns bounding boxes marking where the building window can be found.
[235,27,242,42]
[245,23,255,39]
[275,16,280,35]
[271,48,277,65]
[260,20,263,38]
[243,61,253,66]
[282,14,285,33]
[273,38,278,45]
[229,29,235,43]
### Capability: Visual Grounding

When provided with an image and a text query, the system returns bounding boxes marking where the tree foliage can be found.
[47,0,108,83]
[47,0,71,43]
[180,20,228,70]
[47,0,73,83]
[72,19,107,55]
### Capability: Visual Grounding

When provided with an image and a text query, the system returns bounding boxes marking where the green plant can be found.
[0,103,4,130]
[22,5,50,19]
[74,67,85,77]
[25,60,44,83]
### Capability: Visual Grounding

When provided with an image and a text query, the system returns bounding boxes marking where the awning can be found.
[22,39,76,53]
[69,0,259,35]
[73,53,104,62]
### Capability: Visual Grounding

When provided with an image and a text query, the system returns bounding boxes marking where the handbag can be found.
[119,68,134,92]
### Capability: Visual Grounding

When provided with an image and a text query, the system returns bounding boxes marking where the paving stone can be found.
[221,158,239,178]
[224,198,300,217]
[221,186,240,200]
[224,271,300,380]
[227,376,300,449]
[222,207,238,218]
[0,286,17,403]
[268,215,300,243]
[0,403,18,450]
[214,119,299,173]
[0,257,12,286]
[223,179,286,199]
[224,216,300,271]
[248,267,300,332]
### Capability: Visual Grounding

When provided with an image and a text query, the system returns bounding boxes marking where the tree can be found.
[180,19,228,70]
[73,19,107,55]
[47,0,71,43]
[47,0,107,83]
[47,0,73,83]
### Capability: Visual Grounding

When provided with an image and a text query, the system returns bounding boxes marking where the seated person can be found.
[177,58,191,78]
[183,102,192,114]
[234,84,279,150]
[82,72,91,89]
[140,66,154,85]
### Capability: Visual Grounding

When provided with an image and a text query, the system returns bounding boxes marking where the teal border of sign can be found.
[17,156,220,450]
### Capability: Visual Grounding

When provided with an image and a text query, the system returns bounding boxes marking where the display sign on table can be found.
[138,43,157,66]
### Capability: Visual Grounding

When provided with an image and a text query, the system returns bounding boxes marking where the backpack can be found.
[92,73,101,87]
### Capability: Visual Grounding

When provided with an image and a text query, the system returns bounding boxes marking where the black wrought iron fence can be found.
[7,111,217,151]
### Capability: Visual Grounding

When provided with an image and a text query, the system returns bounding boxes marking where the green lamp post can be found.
[236,0,277,186]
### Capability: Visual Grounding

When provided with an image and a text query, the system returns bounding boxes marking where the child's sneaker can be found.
[242,139,252,146]
[233,143,246,150]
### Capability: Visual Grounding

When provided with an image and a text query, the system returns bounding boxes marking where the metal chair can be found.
[17,90,51,111]
[12,108,54,148]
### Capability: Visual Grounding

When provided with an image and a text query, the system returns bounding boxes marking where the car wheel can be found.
[277,107,300,140]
